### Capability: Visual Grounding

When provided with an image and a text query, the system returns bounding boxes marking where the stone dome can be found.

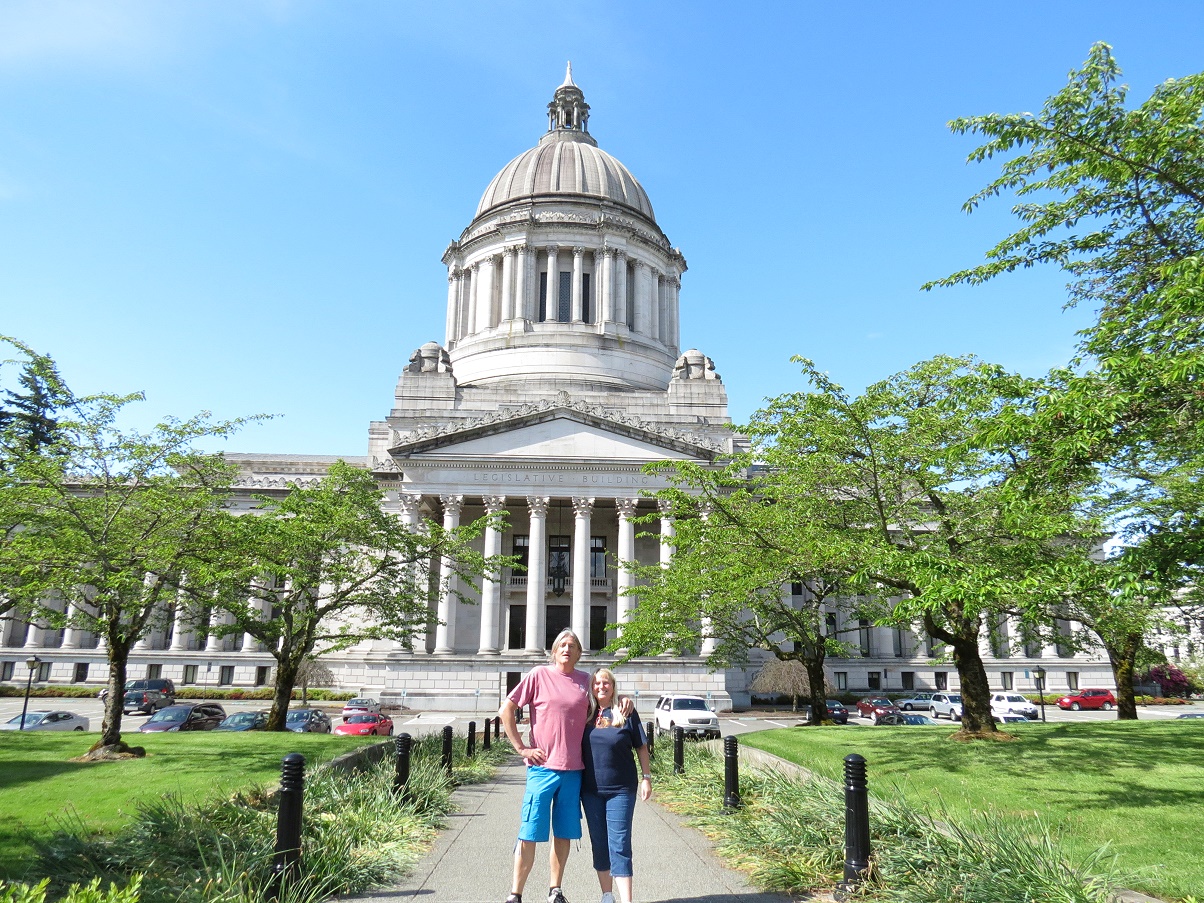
[476,132,655,221]
[474,63,655,221]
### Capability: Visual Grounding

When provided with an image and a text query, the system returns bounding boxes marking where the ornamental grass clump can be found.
[651,743,1128,903]
[31,734,507,903]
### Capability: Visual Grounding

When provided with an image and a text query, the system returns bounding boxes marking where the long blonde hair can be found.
[589,667,618,723]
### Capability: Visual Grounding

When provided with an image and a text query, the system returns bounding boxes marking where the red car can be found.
[334,712,394,736]
[1057,688,1116,711]
[855,697,901,722]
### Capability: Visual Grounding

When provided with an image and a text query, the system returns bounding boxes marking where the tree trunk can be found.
[927,610,998,734]
[805,653,829,726]
[100,638,131,747]
[1107,632,1141,720]
[267,652,303,731]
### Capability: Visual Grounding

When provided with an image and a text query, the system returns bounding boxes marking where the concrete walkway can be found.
[348,759,814,903]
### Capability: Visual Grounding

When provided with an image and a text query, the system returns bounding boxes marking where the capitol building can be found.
[1,69,1120,708]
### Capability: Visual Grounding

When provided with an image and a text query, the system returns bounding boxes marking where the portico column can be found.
[169,588,192,652]
[525,497,550,653]
[500,248,516,321]
[515,244,530,320]
[598,248,613,325]
[546,246,560,321]
[615,252,629,326]
[658,499,675,568]
[397,493,425,653]
[479,256,498,329]
[242,581,265,653]
[478,495,507,655]
[571,497,594,647]
[571,247,585,322]
[668,276,681,352]
[616,498,638,626]
[649,270,661,341]
[61,603,82,650]
[434,495,464,654]
[633,261,651,335]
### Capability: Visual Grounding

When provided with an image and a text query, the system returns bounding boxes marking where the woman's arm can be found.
[636,737,652,801]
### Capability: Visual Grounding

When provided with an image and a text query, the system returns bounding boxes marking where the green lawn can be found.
[0,732,367,878]
[740,720,1204,901]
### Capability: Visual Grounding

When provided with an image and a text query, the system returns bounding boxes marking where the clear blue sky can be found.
[2,2,1201,455]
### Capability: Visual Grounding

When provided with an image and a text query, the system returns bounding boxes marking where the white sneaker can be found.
[600,894,614,903]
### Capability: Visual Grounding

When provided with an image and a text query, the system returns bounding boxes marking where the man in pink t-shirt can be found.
[498,629,592,903]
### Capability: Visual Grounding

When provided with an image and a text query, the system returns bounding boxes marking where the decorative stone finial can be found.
[547,64,590,134]
[405,341,453,374]
[561,61,576,88]
[671,350,721,382]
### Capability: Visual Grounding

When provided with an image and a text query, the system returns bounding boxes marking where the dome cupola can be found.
[440,67,686,392]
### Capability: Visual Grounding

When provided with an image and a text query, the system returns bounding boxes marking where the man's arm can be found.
[500,698,546,765]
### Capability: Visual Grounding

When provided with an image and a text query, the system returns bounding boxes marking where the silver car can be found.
[929,692,963,720]
[1,710,90,731]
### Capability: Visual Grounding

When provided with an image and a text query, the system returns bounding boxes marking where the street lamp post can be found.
[1033,666,1047,723]
[19,656,40,731]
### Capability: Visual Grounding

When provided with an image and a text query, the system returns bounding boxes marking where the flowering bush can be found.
[1143,664,1191,697]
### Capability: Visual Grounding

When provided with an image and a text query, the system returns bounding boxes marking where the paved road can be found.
[1,696,1197,734]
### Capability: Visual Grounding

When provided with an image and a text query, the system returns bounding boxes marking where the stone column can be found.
[478,496,507,655]
[515,244,529,321]
[546,246,560,321]
[465,263,481,335]
[571,497,594,647]
[500,248,516,321]
[434,495,464,654]
[615,252,629,327]
[169,589,192,652]
[397,493,425,653]
[60,603,82,650]
[598,248,614,324]
[445,269,459,344]
[616,498,639,626]
[633,261,650,335]
[242,581,265,653]
[525,497,549,654]
[571,247,585,322]
[668,276,681,352]
[649,269,661,341]
[479,256,498,330]
[205,608,225,653]
[658,499,675,568]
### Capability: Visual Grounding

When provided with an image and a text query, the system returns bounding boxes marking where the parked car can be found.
[285,708,333,733]
[990,693,1038,719]
[929,692,963,720]
[138,703,226,732]
[122,678,177,715]
[855,697,901,721]
[993,713,1030,724]
[334,713,394,737]
[894,692,934,711]
[653,694,721,739]
[1,710,90,732]
[799,700,849,724]
[1176,712,1204,720]
[1057,689,1116,711]
[341,697,382,718]
[214,710,269,732]
[877,713,939,726]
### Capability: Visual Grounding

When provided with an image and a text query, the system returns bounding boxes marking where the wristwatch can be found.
[641,773,652,780]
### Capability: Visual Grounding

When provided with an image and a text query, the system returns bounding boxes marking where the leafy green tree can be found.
[631,356,1078,736]
[1,338,70,461]
[199,461,496,731]
[0,353,248,747]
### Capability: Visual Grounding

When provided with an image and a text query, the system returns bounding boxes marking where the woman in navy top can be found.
[581,668,651,903]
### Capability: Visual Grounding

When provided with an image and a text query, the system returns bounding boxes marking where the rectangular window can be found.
[558,272,572,322]
[183,664,198,686]
[790,582,803,596]
[218,665,234,687]
[901,671,915,690]
[835,671,848,691]
[508,603,526,650]
[37,661,51,682]
[858,619,872,657]
[867,671,881,690]
[825,612,838,637]
[589,605,608,652]
[582,273,592,323]
[548,535,571,590]
[893,628,905,657]
[590,537,606,579]
[1066,671,1079,691]
[146,663,162,679]
[538,272,548,321]
[512,535,530,580]
[255,666,270,687]
[1,661,14,681]
[72,663,89,683]
[1000,671,1014,690]
[934,671,948,691]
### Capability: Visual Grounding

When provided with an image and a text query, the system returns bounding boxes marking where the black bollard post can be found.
[673,726,685,775]
[467,721,477,758]
[723,735,741,809]
[645,721,654,760]
[393,733,412,797]
[494,715,501,740]
[441,724,454,779]
[270,753,305,897]
[841,754,871,892]
[483,718,492,751]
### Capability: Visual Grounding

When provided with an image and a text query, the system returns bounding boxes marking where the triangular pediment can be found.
[386,397,723,463]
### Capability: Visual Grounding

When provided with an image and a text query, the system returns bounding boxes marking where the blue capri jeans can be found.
[581,788,637,878]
